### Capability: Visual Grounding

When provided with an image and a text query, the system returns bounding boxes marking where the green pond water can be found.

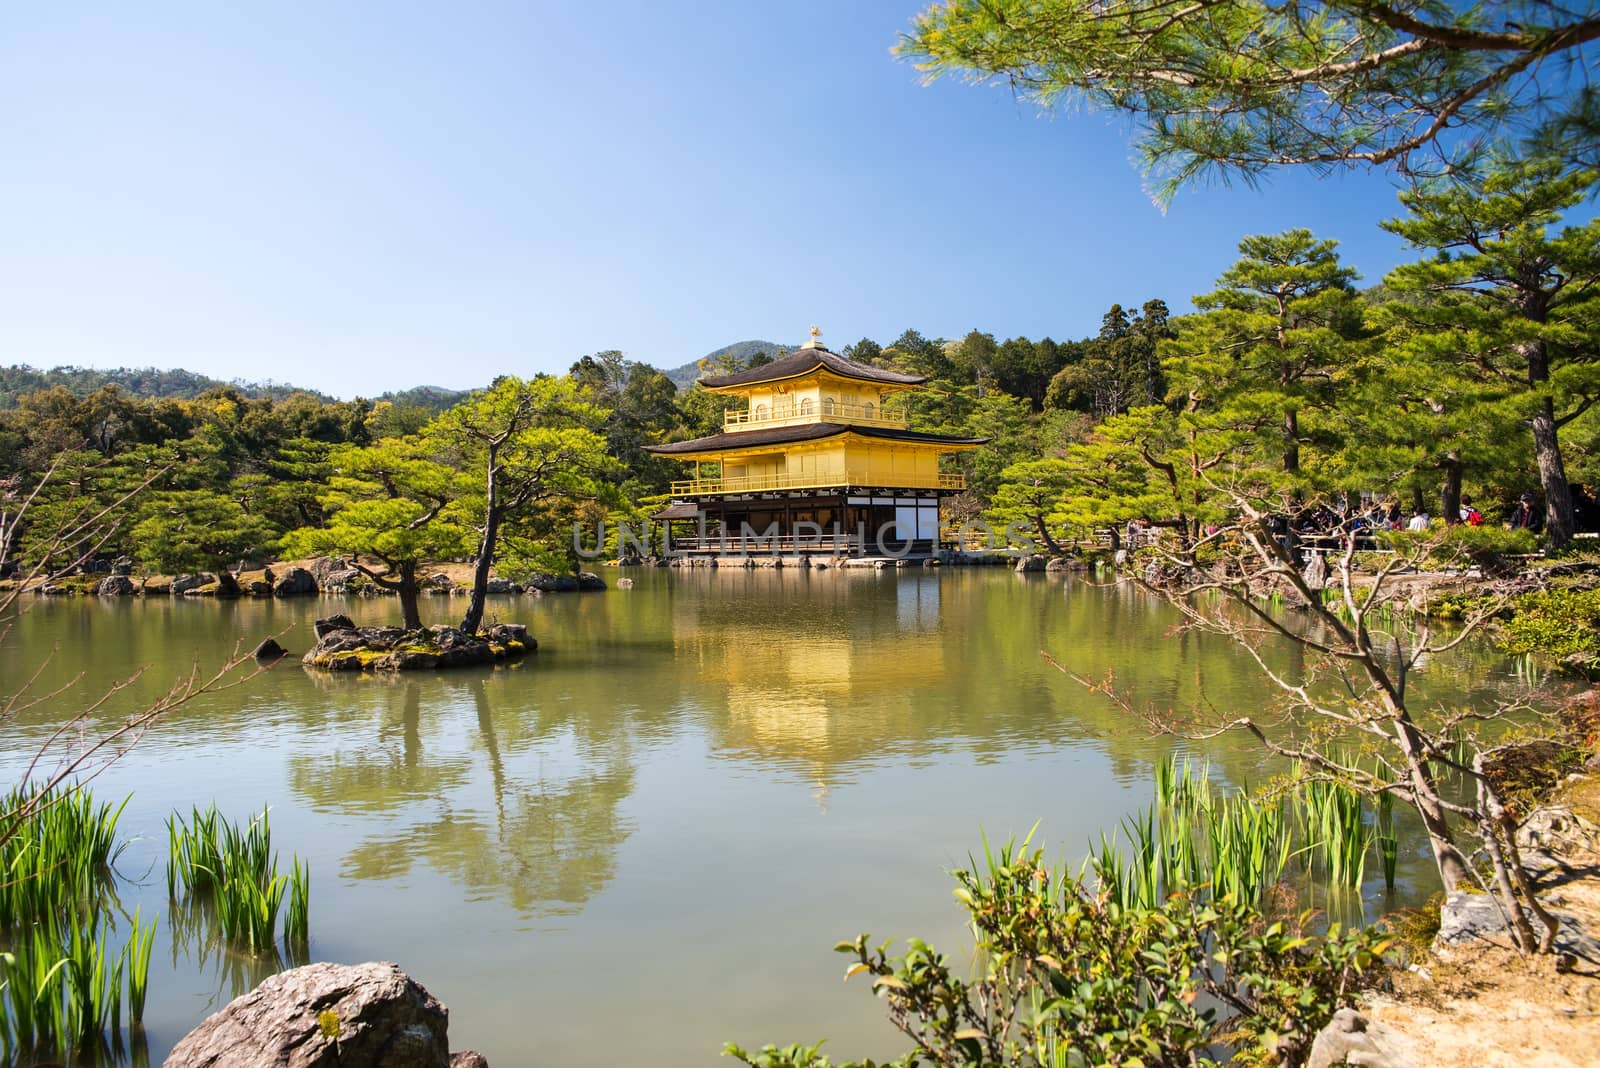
[0,567,1529,1066]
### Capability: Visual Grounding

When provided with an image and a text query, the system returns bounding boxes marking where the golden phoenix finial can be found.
[809,324,822,340]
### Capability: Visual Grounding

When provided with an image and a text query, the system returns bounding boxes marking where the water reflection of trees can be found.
[288,676,635,918]
[656,568,1534,795]
[15,575,1534,922]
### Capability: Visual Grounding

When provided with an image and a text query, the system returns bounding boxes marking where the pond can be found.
[0,567,1528,1066]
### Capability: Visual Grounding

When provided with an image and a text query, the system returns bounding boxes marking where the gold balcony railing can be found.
[723,400,909,429]
[669,471,966,496]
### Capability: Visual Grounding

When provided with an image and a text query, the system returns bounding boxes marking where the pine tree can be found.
[1381,160,1600,547]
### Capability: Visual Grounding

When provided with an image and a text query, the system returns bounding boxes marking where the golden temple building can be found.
[646,328,985,558]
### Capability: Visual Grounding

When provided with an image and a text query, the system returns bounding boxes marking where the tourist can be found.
[1461,496,1484,526]
[1406,509,1431,532]
[1509,492,1543,532]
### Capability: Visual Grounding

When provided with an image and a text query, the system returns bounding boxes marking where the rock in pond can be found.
[524,571,606,592]
[252,638,289,661]
[163,960,488,1068]
[302,621,534,672]
[314,614,357,639]
[97,574,137,596]
[171,572,218,596]
[272,566,318,597]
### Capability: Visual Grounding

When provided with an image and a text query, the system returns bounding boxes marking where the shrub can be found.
[1379,525,1538,572]
[1501,587,1600,670]
[725,839,1390,1068]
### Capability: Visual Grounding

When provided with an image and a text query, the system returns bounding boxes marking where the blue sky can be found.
[1,1,1424,398]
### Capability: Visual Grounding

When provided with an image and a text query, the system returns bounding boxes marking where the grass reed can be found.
[0,783,155,1060]
[1091,753,1407,913]
[166,804,309,957]
[285,857,311,952]
[1375,790,1399,891]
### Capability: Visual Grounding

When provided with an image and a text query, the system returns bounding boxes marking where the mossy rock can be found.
[302,623,533,673]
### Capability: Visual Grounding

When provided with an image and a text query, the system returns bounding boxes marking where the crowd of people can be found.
[1273,487,1600,541]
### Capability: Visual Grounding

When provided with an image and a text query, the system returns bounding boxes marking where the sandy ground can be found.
[1362,774,1600,1067]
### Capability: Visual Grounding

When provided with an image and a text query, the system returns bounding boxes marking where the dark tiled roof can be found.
[650,501,703,520]
[644,422,988,455]
[698,346,926,389]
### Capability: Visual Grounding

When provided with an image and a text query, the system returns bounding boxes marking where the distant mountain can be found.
[374,385,472,414]
[0,364,334,408]
[663,340,795,389]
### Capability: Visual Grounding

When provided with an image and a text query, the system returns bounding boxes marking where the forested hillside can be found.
[0,365,334,408]
[5,163,1599,583]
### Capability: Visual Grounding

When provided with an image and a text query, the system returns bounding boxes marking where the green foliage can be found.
[0,364,333,409]
[900,0,1600,200]
[728,832,1390,1068]
[1501,587,1600,666]
[1381,159,1600,547]
[1378,526,1539,568]
[130,486,279,575]
[1294,777,1369,891]
[985,459,1074,551]
[281,437,472,628]
[1045,300,1170,416]
[0,784,125,930]
[426,375,618,633]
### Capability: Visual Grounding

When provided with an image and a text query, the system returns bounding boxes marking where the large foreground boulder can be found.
[1435,889,1598,957]
[163,961,488,1068]
[1306,1008,1416,1068]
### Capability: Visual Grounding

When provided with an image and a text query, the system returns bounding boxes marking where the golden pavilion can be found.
[646,328,985,558]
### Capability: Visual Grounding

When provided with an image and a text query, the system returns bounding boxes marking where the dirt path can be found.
[1361,775,1600,1066]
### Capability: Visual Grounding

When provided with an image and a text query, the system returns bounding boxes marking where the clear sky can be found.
[1,1,1426,399]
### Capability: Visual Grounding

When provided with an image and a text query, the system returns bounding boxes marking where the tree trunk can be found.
[1282,409,1299,475]
[397,560,422,631]
[1532,397,1574,549]
[1517,335,1573,548]
[460,508,500,636]
[1441,452,1462,525]
[1034,515,1063,555]
[460,444,503,636]
[1411,483,1425,516]
[1391,716,1472,890]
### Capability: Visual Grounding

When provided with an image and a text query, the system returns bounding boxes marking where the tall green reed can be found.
[166,805,309,958]
[0,783,154,1060]
[1092,753,1406,914]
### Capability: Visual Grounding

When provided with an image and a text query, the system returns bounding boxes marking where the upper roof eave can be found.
[696,346,926,391]
[643,421,988,457]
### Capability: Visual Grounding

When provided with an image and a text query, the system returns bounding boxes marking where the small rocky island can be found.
[298,615,535,672]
